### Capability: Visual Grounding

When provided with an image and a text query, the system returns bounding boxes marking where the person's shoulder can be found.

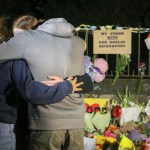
[27,29,42,36]
[11,59,27,68]
[13,59,27,64]
[72,35,84,41]
[0,60,23,68]
[72,35,84,45]
[8,31,27,42]
[11,60,29,73]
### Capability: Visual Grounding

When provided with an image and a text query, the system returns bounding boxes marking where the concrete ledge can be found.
[84,78,150,101]
[93,78,150,95]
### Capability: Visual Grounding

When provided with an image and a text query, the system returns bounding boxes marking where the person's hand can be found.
[41,76,64,86]
[67,77,83,93]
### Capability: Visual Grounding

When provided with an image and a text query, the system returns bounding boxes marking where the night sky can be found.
[0,0,150,27]
[0,0,149,75]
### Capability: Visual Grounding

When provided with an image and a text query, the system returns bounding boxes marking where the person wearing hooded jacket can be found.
[0,18,91,150]
[0,16,86,150]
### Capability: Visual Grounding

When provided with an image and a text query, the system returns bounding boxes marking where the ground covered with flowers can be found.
[84,55,149,149]
[84,92,150,150]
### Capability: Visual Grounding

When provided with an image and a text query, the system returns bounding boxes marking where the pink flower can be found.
[146,137,150,143]
[104,131,117,138]
[94,58,108,74]
[94,73,105,82]
[87,133,93,138]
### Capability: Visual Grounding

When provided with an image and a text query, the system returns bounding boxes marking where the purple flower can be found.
[139,62,146,73]
[140,62,146,68]
[128,130,147,141]
[84,56,107,83]
[146,137,150,143]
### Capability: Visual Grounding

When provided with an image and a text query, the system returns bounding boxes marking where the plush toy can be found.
[84,56,108,83]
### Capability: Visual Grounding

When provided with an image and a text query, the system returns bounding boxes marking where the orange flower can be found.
[106,124,120,133]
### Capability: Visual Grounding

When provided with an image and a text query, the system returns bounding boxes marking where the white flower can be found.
[145,100,150,116]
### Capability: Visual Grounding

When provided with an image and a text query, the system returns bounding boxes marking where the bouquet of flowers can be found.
[115,86,142,125]
[84,56,108,83]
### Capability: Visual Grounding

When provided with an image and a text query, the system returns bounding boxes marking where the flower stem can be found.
[136,75,143,94]
[112,73,119,85]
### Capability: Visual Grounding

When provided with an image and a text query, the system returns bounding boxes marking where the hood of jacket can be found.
[37,18,75,37]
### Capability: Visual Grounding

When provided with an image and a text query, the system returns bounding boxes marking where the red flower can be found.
[111,105,122,118]
[85,103,100,113]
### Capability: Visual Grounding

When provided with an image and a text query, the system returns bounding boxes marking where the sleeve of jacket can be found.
[0,33,26,61]
[65,73,93,93]
[11,60,73,105]
[73,73,93,93]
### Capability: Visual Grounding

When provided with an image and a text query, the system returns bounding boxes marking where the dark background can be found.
[0,0,150,75]
[0,0,150,27]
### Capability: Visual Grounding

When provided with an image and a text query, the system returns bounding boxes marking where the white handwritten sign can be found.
[93,30,131,54]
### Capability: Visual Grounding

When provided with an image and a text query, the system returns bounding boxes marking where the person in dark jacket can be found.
[0,59,81,150]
